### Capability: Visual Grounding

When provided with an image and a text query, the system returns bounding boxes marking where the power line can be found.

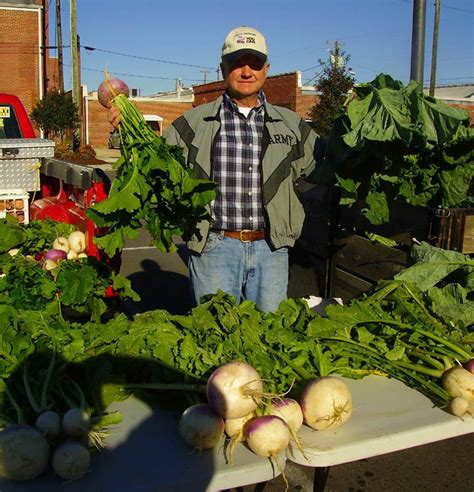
[65,63,202,83]
[82,46,214,70]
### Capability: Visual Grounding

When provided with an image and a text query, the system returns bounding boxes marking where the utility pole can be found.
[410,0,426,90]
[70,0,81,147]
[56,0,64,92]
[429,0,441,96]
[200,69,210,84]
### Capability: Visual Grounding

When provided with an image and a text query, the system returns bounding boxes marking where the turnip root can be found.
[0,424,50,481]
[68,231,86,254]
[62,408,90,437]
[442,367,474,403]
[206,361,264,419]
[179,403,224,451]
[53,237,70,254]
[35,410,61,440]
[300,376,353,430]
[52,440,91,480]
[98,77,130,108]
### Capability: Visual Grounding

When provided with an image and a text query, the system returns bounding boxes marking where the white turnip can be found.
[300,376,353,430]
[224,412,254,464]
[179,403,224,450]
[62,408,91,437]
[449,397,470,417]
[67,249,78,260]
[35,410,61,440]
[442,367,474,403]
[68,231,86,254]
[206,361,264,419]
[52,440,91,480]
[98,77,130,108]
[0,424,50,481]
[53,237,70,254]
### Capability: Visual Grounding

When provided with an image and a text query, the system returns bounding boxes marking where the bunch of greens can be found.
[0,217,139,322]
[1,244,471,421]
[0,216,75,267]
[311,73,474,225]
[87,94,216,256]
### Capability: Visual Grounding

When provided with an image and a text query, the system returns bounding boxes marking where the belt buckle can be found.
[239,229,252,242]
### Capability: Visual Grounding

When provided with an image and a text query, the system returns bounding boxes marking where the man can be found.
[110,26,319,312]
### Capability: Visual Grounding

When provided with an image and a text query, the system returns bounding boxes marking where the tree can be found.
[310,42,355,138]
[30,90,79,142]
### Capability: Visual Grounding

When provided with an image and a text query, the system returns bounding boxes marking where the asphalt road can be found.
[115,228,473,492]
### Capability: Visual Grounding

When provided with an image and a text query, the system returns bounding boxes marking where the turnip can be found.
[77,252,88,259]
[44,248,67,262]
[62,408,90,437]
[35,410,61,440]
[300,376,353,430]
[52,440,91,480]
[449,397,471,417]
[244,415,290,458]
[268,398,306,457]
[206,361,264,419]
[68,230,86,254]
[442,367,474,403]
[8,248,20,256]
[466,359,474,374]
[67,249,78,260]
[243,415,290,489]
[0,424,50,481]
[224,412,254,464]
[97,76,130,108]
[179,403,224,451]
[53,236,70,254]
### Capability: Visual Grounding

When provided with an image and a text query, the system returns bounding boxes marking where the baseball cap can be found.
[221,26,268,65]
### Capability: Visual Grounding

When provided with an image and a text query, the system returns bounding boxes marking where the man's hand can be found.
[107,106,121,128]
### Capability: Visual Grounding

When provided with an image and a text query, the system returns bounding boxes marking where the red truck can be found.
[0,92,118,270]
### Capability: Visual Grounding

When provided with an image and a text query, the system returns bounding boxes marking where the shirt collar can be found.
[223,91,266,115]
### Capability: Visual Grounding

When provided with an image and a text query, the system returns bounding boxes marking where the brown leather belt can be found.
[216,229,266,242]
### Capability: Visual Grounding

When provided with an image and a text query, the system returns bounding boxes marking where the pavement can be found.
[116,229,473,492]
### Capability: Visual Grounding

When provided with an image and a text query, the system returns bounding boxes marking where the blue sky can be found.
[49,0,474,96]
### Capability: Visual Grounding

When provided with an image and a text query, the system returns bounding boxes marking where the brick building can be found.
[0,0,57,116]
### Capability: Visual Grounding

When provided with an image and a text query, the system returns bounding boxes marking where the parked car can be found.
[108,129,121,149]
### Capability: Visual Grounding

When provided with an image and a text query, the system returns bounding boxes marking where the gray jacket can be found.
[164,95,318,253]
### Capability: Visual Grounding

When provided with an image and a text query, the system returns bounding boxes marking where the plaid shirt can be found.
[211,92,266,231]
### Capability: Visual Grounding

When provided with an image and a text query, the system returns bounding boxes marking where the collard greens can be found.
[311,73,474,225]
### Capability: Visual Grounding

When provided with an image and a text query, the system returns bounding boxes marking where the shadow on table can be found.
[120,257,192,316]
[0,352,217,492]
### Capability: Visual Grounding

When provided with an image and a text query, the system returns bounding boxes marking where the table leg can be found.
[313,466,330,492]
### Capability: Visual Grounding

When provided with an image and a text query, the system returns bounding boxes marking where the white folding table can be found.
[0,396,284,492]
[286,375,474,491]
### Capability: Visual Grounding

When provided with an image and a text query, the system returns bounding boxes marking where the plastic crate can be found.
[0,189,29,224]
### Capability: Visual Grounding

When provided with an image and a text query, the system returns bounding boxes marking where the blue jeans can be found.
[188,231,289,312]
